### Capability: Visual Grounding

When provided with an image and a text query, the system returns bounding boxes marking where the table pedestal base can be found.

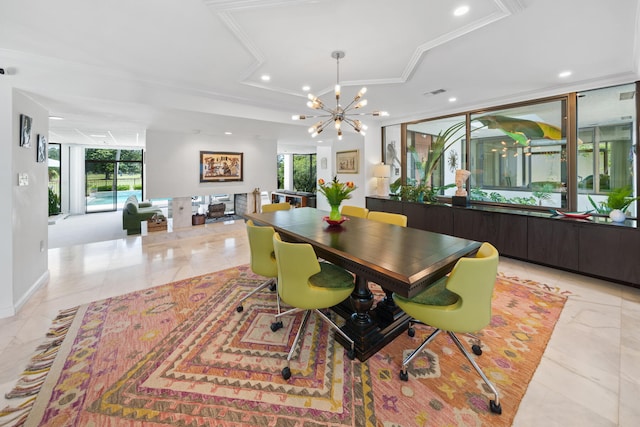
[332,277,410,361]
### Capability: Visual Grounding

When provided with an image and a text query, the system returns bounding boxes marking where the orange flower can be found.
[318,178,325,185]
[346,181,354,188]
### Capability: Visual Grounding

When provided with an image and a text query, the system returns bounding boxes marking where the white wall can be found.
[145,130,278,201]
[0,81,14,317]
[315,128,383,211]
[0,88,49,318]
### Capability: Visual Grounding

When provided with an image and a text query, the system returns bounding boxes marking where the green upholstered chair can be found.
[392,242,502,414]
[340,205,369,218]
[271,232,356,380]
[237,220,280,313]
[261,202,291,213]
[367,211,408,227]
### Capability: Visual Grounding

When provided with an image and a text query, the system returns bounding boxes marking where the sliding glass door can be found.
[85,148,143,213]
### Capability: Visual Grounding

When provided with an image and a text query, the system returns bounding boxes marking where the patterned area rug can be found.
[2,266,566,426]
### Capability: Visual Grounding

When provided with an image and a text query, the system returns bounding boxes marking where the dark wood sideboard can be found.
[366,196,640,287]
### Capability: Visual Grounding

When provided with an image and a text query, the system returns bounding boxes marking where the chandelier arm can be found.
[305,113,333,119]
[341,98,359,112]
[319,119,334,132]
[341,118,358,130]
[311,105,337,115]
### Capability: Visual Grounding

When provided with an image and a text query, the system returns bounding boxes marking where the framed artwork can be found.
[37,134,47,163]
[20,114,32,147]
[200,151,243,182]
[336,149,359,174]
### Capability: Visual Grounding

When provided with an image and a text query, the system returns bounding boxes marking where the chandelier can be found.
[292,51,388,140]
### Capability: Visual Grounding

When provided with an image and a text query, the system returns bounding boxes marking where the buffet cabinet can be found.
[366,196,640,287]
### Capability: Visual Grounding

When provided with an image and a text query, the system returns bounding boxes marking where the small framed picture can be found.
[336,149,359,174]
[200,151,244,182]
[20,114,32,147]
[37,134,47,163]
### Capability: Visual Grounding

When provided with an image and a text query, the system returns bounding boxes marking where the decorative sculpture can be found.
[455,169,471,197]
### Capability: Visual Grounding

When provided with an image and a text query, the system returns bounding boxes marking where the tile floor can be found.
[1,215,639,426]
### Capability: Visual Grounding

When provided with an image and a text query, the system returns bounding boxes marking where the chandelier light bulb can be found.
[334,119,342,130]
[355,87,367,100]
[338,130,343,140]
[354,99,368,109]
[334,84,341,98]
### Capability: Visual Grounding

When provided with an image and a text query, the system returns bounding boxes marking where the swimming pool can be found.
[85,190,145,213]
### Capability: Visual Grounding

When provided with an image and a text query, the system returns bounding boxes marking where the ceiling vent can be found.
[619,91,635,100]
[424,88,446,96]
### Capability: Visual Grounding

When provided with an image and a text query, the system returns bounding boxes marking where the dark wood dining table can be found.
[244,207,481,361]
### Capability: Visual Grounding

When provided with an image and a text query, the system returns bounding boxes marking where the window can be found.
[469,99,567,208]
[292,154,316,192]
[48,143,61,216]
[85,148,144,213]
[577,84,637,216]
[405,115,466,199]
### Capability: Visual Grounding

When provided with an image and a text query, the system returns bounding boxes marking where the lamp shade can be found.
[374,163,391,178]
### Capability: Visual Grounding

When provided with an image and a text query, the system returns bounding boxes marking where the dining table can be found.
[244,207,481,361]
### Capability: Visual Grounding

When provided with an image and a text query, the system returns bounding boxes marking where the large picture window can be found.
[469,99,567,208]
[576,84,637,216]
[405,115,466,200]
[385,82,638,217]
[85,148,144,213]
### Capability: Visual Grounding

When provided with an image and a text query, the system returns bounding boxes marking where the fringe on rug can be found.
[0,307,79,427]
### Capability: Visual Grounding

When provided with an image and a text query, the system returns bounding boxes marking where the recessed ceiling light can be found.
[449,97,457,102]
[454,6,469,16]
[225,131,232,135]
[558,70,572,78]
[90,134,107,138]
[49,116,64,120]
[302,85,310,91]
[261,75,270,82]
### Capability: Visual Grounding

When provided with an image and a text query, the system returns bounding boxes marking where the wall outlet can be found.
[18,173,28,186]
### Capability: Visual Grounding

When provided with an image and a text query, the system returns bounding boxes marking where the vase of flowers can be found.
[318,177,356,221]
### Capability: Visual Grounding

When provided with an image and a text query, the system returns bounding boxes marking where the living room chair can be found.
[271,232,356,380]
[262,202,291,213]
[340,205,369,218]
[392,242,502,414]
[367,211,408,227]
[237,220,280,313]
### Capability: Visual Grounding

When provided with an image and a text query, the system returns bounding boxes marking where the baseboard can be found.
[0,274,48,319]
[12,270,50,315]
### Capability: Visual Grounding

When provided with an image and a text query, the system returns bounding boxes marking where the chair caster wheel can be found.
[472,344,482,355]
[489,400,502,414]
[407,327,415,337]
[347,349,355,360]
[236,305,243,313]
[281,366,291,380]
[270,321,283,332]
[399,370,408,381]
[269,283,277,292]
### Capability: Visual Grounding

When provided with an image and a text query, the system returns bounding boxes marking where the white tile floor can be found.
[1,215,639,426]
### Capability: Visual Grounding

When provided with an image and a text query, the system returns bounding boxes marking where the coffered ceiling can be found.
[1,0,639,152]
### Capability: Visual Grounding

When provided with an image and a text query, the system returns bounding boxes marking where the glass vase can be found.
[329,204,342,221]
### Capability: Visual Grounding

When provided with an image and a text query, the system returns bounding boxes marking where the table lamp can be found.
[374,163,391,196]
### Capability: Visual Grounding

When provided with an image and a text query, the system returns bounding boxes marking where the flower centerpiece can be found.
[318,176,356,221]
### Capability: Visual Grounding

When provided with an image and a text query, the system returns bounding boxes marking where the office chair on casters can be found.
[392,242,502,415]
[367,211,408,227]
[271,232,356,380]
[340,205,369,218]
[262,202,291,213]
[237,220,279,313]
